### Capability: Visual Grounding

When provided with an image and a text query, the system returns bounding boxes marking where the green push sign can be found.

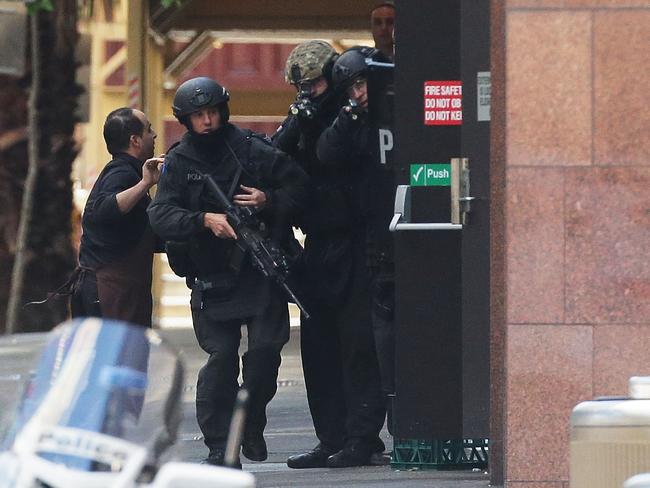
[410,163,451,186]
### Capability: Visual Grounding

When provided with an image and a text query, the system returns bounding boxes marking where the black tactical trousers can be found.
[300,236,385,452]
[369,265,396,434]
[300,307,346,451]
[191,291,290,454]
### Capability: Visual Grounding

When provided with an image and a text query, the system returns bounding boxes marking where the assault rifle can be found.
[202,173,310,319]
[289,63,315,120]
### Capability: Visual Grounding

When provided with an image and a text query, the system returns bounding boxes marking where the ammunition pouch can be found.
[165,241,195,279]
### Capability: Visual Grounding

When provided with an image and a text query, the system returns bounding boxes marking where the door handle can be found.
[389,185,463,232]
[389,218,463,231]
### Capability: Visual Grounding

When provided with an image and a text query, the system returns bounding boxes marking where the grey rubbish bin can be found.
[571,377,650,488]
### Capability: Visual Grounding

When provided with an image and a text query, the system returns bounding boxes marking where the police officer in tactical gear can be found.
[275,41,385,469]
[318,47,397,447]
[148,76,308,467]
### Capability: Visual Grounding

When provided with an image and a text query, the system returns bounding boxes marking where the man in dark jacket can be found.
[274,41,386,469]
[73,107,163,327]
[318,48,397,448]
[147,77,308,468]
[371,1,395,62]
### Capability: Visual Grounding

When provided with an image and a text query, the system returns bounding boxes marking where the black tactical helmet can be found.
[331,48,371,88]
[172,77,230,122]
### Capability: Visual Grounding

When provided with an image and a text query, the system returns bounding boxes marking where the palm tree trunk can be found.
[0,0,79,334]
[5,11,42,334]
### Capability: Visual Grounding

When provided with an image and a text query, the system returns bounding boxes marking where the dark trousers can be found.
[369,266,396,433]
[70,268,153,328]
[71,270,101,318]
[300,236,385,452]
[191,289,290,453]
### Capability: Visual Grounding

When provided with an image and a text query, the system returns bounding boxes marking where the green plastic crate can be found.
[391,438,488,470]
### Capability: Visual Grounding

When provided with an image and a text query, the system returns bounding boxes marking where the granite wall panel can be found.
[593,325,650,397]
[565,167,650,324]
[506,168,565,324]
[506,11,591,166]
[508,1,650,7]
[498,3,649,487]
[594,10,650,165]
[506,325,593,482]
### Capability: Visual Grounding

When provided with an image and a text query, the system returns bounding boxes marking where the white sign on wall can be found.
[477,71,491,122]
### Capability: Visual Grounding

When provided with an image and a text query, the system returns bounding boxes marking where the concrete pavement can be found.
[160,326,491,488]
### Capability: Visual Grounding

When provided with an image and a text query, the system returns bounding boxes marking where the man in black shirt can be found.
[72,107,163,327]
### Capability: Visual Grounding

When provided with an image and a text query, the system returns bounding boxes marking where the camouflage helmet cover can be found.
[284,40,338,84]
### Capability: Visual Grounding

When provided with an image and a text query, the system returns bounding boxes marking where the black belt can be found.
[192,273,237,293]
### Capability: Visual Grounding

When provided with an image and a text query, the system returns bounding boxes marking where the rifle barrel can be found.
[283,282,310,320]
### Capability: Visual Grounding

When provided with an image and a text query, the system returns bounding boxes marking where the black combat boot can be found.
[287,443,338,469]
[242,432,268,461]
[201,448,242,470]
[327,443,375,468]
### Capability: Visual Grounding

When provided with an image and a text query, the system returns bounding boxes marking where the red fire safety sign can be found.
[424,81,462,125]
